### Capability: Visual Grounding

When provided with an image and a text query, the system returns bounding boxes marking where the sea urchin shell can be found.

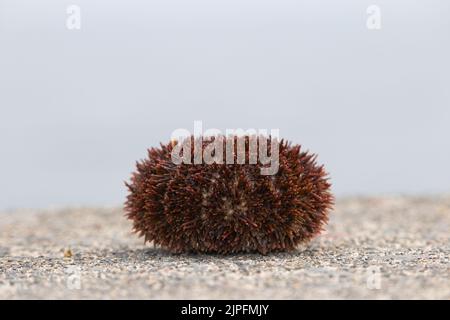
[125,135,333,254]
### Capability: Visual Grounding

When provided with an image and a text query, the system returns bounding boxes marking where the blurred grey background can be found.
[0,0,449,209]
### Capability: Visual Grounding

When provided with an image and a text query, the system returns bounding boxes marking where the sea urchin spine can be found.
[125,135,333,254]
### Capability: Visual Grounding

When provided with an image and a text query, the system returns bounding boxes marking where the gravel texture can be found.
[0,196,449,299]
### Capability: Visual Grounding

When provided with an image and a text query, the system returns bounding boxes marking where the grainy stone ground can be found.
[0,196,449,299]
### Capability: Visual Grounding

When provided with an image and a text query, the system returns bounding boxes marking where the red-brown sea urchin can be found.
[125,135,333,254]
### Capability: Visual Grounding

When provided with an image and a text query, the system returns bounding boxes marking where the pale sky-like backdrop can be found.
[0,0,449,209]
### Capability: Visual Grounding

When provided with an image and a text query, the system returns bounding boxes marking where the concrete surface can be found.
[0,196,449,299]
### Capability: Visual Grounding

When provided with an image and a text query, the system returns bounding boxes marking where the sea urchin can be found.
[125,135,333,254]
